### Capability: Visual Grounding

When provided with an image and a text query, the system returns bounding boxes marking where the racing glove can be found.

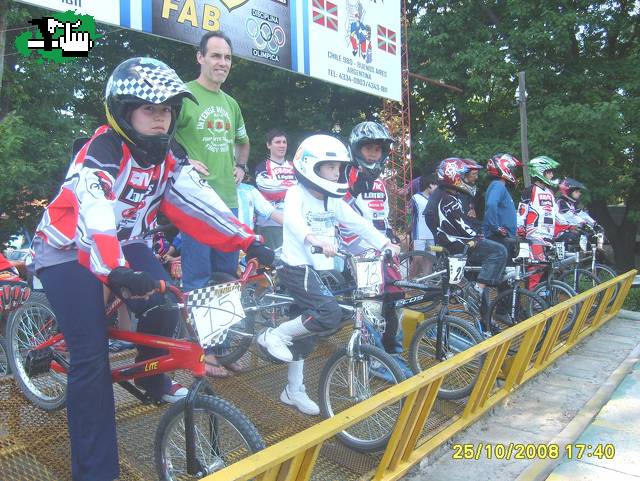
[108,267,156,298]
[0,270,31,312]
[246,242,275,267]
[496,226,509,237]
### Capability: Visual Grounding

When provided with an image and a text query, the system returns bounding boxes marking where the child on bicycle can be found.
[338,121,410,376]
[516,156,569,288]
[425,158,508,326]
[257,134,399,415]
[483,153,522,246]
[32,57,273,481]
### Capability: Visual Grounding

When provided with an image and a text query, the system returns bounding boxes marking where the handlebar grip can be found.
[429,246,444,253]
[311,246,323,254]
[157,280,166,294]
[467,240,476,249]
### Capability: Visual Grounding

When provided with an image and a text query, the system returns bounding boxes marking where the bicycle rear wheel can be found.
[6,291,67,411]
[155,394,265,480]
[408,315,484,400]
[319,344,406,452]
[488,288,548,354]
[533,281,577,337]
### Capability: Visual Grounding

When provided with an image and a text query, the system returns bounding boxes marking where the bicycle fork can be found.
[185,378,221,476]
[346,311,369,399]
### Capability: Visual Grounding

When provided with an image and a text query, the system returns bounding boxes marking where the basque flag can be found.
[377,25,397,55]
[312,0,338,31]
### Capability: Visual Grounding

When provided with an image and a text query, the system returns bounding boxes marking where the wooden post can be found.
[518,71,531,187]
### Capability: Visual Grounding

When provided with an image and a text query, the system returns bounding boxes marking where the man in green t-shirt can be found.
[176,31,252,376]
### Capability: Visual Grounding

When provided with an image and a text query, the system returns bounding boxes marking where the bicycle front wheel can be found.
[319,344,406,452]
[6,292,67,411]
[155,394,265,480]
[408,316,484,399]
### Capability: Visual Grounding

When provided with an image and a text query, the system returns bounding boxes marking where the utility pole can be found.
[517,71,531,187]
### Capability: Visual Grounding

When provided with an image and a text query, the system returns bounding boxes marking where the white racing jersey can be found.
[517,184,569,241]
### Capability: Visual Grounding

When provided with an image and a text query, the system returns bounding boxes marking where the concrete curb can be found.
[514,341,640,481]
[617,309,640,321]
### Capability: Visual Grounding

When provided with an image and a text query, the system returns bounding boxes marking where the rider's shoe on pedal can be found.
[161,381,188,403]
[370,359,396,383]
[257,328,294,362]
[280,384,319,415]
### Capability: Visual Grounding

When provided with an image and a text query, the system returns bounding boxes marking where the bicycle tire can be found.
[319,344,406,452]
[488,287,549,354]
[594,263,618,309]
[207,272,255,367]
[398,250,438,281]
[155,393,265,480]
[559,268,600,294]
[0,336,10,376]
[408,315,484,399]
[533,281,577,337]
[6,291,67,411]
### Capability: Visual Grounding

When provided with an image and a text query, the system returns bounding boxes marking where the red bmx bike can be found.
[6,280,264,480]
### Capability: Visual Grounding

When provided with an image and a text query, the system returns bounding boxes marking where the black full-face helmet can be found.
[105,57,196,165]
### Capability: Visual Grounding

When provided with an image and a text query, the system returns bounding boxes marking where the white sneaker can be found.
[161,381,188,403]
[280,384,320,415]
[257,328,293,362]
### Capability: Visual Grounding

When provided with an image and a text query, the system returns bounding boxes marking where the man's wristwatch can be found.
[235,163,247,172]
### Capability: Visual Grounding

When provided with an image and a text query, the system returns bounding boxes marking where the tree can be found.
[406,0,640,270]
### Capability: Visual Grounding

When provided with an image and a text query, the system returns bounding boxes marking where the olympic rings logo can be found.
[246,17,286,54]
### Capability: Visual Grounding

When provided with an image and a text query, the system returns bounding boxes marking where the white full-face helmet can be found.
[292,134,350,198]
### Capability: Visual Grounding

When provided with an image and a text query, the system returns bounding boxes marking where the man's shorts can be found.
[413,238,435,252]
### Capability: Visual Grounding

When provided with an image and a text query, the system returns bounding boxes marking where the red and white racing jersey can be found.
[254,159,297,228]
[339,167,391,252]
[517,184,569,241]
[34,125,257,282]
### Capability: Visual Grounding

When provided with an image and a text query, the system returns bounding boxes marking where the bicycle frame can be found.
[22,284,230,477]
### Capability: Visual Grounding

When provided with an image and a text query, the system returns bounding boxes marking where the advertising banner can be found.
[14,0,401,101]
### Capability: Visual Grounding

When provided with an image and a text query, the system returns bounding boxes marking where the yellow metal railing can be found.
[204,270,636,481]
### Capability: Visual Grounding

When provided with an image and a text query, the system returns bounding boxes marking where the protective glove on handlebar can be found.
[496,226,509,237]
[107,267,156,297]
[0,270,31,312]
[246,242,275,267]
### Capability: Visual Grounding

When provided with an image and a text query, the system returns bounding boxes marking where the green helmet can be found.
[529,156,559,186]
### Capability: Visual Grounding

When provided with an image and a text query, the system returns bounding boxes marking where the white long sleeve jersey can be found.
[280,185,388,271]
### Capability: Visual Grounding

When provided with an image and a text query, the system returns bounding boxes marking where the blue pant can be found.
[38,243,173,481]
[181,208,240,290]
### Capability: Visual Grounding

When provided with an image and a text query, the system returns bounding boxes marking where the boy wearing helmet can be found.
[32,58,273,481]
[517,155,568,288]
[340,121,408,367]
[425,158,508,325]
[483,153,522,243]
[257,134,399,415]
[557,178,596,228]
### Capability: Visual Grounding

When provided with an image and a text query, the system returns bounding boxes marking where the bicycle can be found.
[398,242,486,400]
[250,247,406,452]
[6,281,265,480]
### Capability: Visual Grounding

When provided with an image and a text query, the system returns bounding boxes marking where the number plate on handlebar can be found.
[186,282,245,348]
[554,242,566,259]
[448,256,467,285]
[352,257,384,296]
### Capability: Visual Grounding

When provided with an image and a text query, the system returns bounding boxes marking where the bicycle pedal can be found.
[25,347,54,376]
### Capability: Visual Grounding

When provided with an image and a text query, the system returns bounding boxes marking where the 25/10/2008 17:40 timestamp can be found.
[451,443,616,460]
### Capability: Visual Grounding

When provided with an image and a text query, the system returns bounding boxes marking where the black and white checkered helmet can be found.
[104,57,196,164]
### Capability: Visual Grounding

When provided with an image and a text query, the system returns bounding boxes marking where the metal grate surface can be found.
[0,321,467,481]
